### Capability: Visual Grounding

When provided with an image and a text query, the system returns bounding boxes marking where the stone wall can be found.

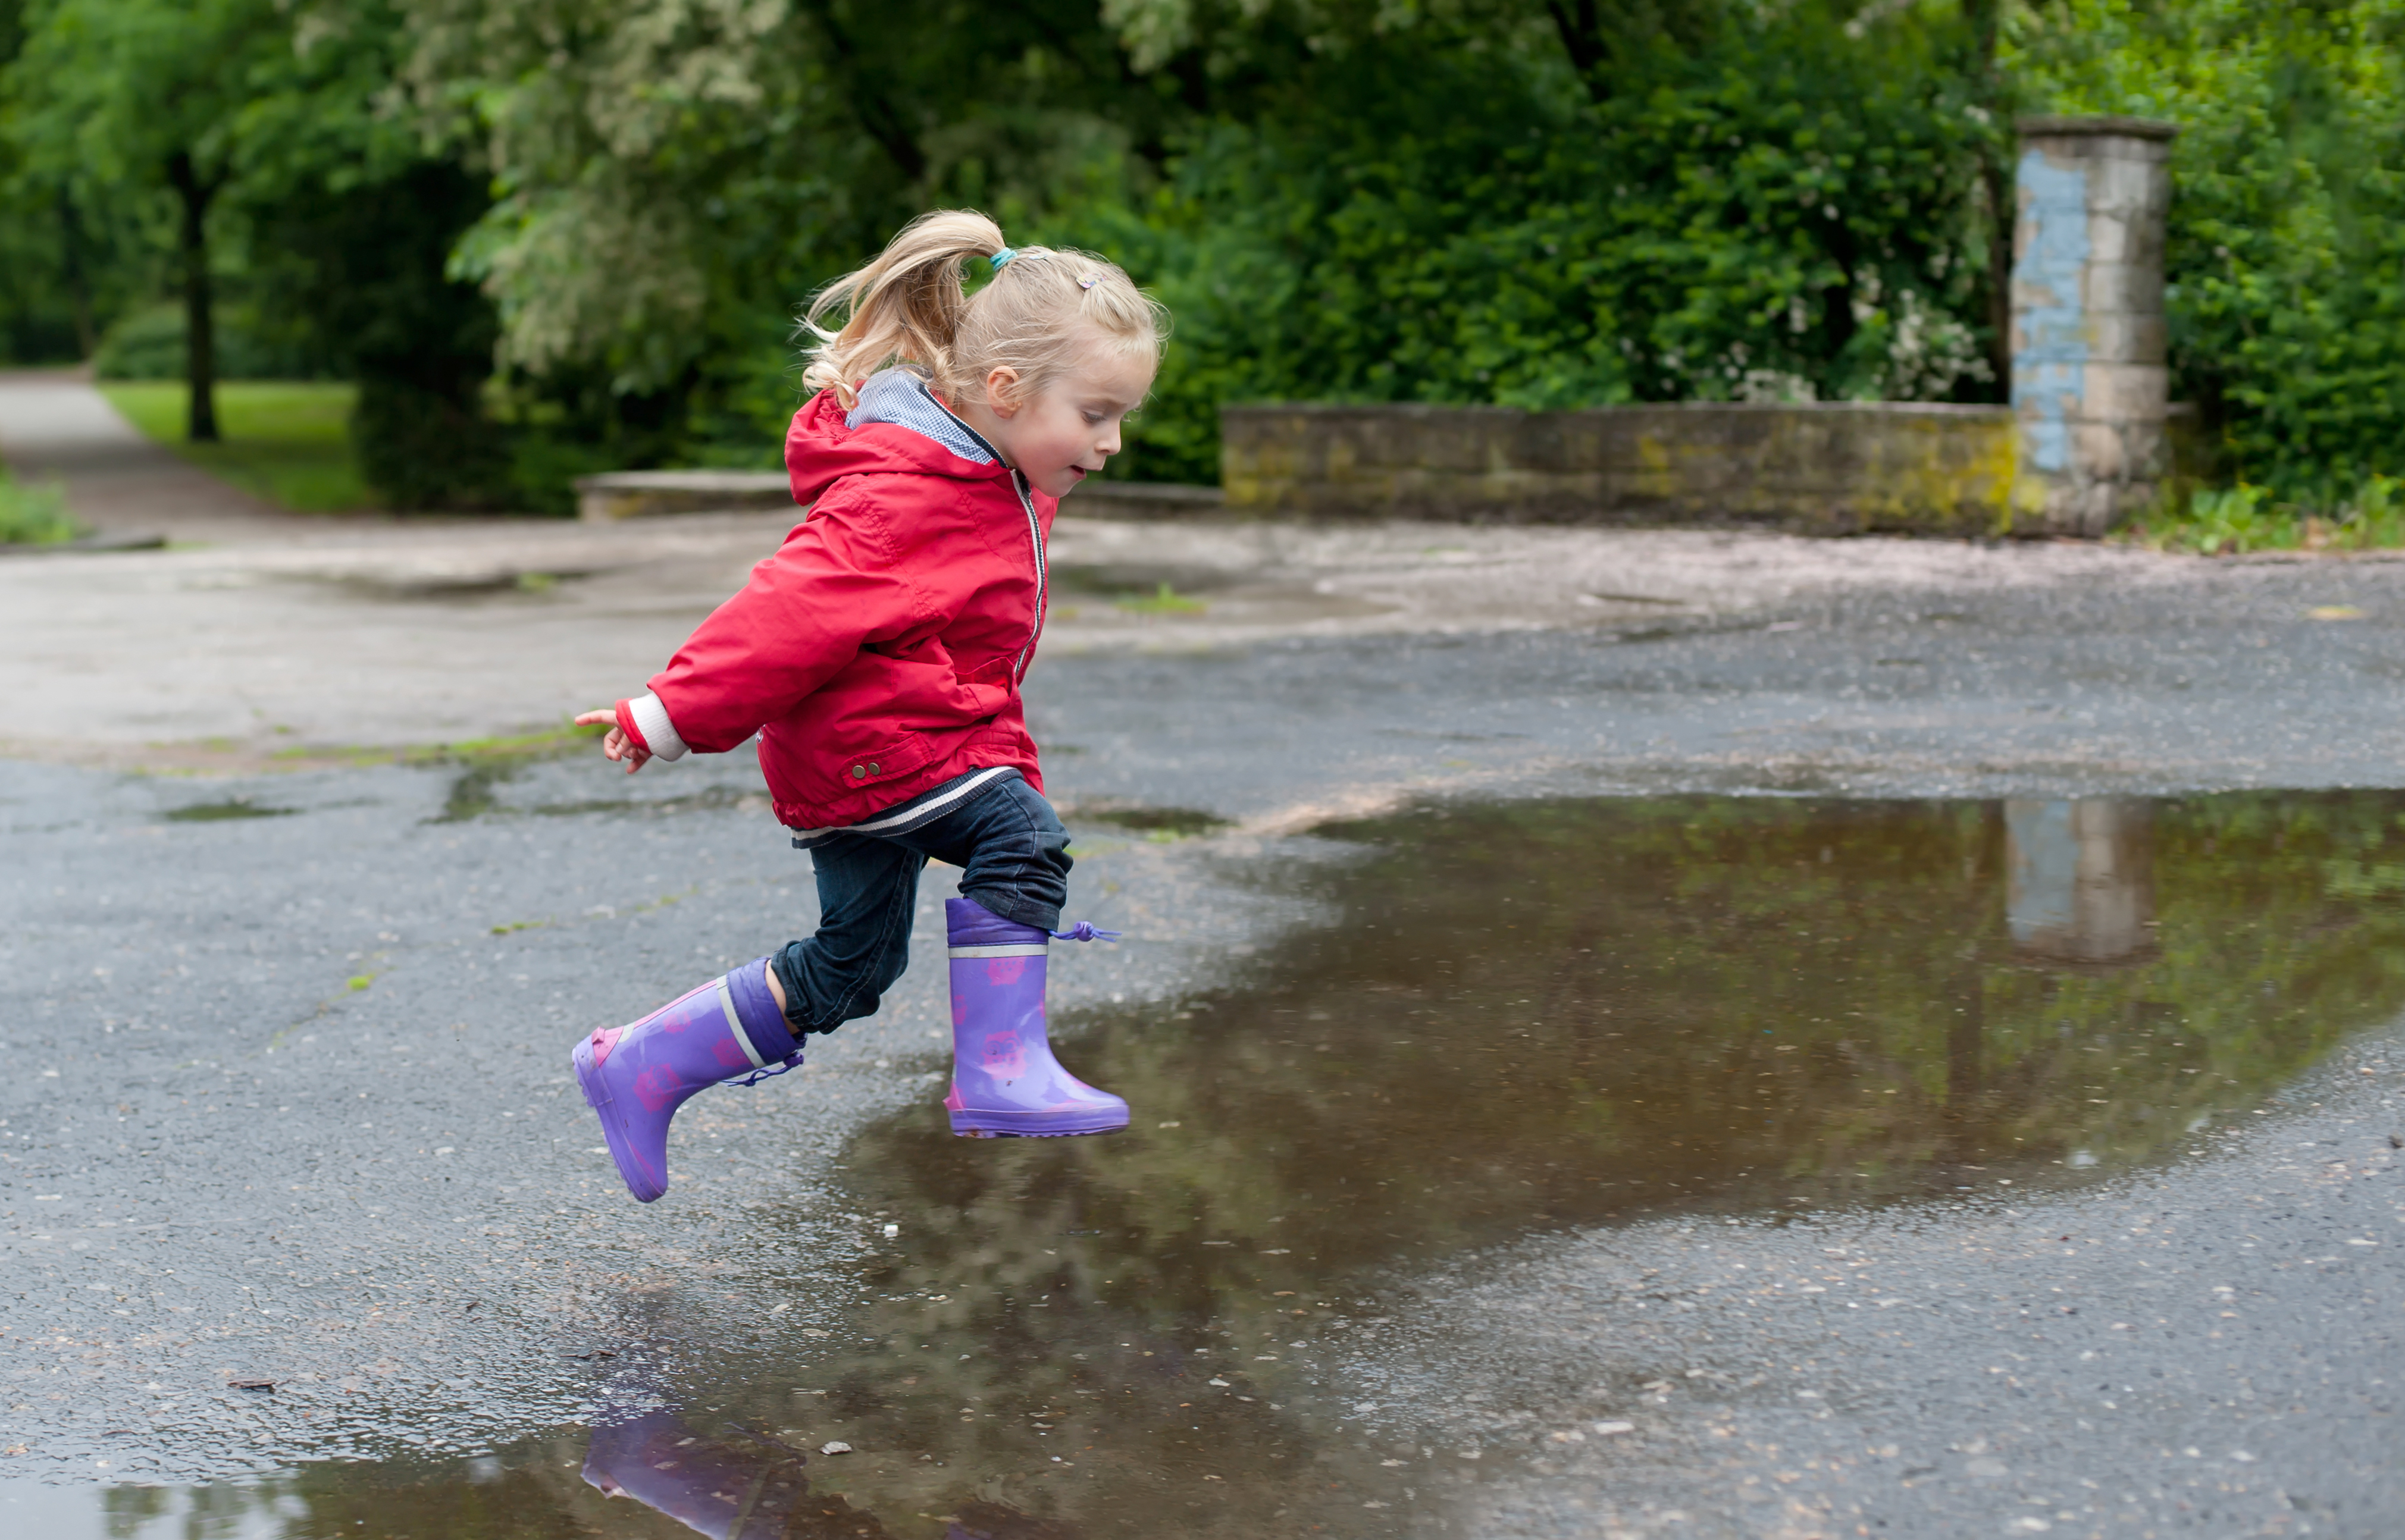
[1214,115,2181,538]
[576,470,791,522]
[1220,401,2018,534]
[573,469,1225,522]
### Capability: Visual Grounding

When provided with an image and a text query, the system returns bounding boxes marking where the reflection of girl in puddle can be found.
[582,1412,822,1538]
[568,212,1162,1202]
[582,1409,1074,1539]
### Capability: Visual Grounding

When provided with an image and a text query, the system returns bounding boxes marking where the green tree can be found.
[232,0,509,507]
[5,0,292,440]
[1070,3,2000,480]
[396,0,1188,471]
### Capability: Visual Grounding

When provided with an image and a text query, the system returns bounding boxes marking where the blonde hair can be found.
[800,209,1169,411]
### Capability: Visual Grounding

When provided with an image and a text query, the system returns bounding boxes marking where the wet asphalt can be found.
[4,553,2405,1538]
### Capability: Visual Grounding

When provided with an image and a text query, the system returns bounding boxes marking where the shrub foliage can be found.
[0,0,2398,509]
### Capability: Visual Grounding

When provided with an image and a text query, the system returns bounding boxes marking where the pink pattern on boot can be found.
[981,1030,1028,1080]
[632,1064,684,1115]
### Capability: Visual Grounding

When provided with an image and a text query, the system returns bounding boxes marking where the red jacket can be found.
[616,387,1054,830]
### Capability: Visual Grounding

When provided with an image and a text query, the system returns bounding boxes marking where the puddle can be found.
[1060,801,1233,838]
[308,567,602,602]
[430,761,524,823]
[35,791,2405,1536]
[162,796,296,822]
[429,758,764,824]
[1050,562,1242,598]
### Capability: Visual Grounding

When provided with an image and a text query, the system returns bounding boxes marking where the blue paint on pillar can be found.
[2012,150,2090,475]
[2005,799,2077,946]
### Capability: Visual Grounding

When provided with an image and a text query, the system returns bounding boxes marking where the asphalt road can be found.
[5,519,2405,1536]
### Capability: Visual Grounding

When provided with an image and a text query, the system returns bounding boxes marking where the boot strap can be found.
[722,1052,803,1088]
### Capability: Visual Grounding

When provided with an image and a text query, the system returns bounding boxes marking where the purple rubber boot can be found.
[943,897,1129,1138]
[583,1410,810,1538]
[573,961,800,1202]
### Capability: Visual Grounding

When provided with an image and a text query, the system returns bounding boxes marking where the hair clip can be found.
[989,248,1016,271]
[1076,275,1098,290]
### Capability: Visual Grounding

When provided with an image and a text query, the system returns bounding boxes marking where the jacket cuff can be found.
[616,692,689,761]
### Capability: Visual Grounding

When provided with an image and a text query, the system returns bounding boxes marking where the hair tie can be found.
[989,248,1016,271]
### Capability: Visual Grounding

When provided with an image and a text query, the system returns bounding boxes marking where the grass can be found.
[2123,477,2405,556]
[99,381,372,513]
[0,465,83,545]
[270,720,610,770]
[1114,581,1209,615]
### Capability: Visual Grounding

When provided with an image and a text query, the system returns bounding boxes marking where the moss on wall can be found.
[1223,402,2025,535]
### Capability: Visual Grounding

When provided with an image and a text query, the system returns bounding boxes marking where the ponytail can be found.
[800,209,1168,411]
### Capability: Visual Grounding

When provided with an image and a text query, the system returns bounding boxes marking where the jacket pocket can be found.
[957,653,1013,686]
[951,652,1014,718]
[835,731,941,789]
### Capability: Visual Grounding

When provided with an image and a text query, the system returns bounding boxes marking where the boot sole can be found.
[948,1108,1130,1138]
[574,1040,667,1203]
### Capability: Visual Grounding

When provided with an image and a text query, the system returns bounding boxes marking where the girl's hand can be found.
[575,708,651,774]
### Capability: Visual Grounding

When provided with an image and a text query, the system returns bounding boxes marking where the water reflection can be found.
[581,1412,819,1538]
[2006,799,2155,962]
[575,1408,1080,1540]
[49,792,2405,1538]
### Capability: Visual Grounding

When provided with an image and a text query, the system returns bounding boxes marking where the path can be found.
[5,570,2405,1534]
[0,370,291,542]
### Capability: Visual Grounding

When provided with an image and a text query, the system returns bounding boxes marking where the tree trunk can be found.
[1966,0,2013,398]
[1983,154,2016,396]
[1544,0,1607,96]
[165,150,220,443]
[1543,1,1718,106]
[798,0,928,181]
[56,189,96,361]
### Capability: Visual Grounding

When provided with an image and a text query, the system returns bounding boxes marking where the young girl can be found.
[568,211,1167,1203]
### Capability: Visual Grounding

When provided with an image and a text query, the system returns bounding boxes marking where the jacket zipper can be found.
[1010,469,1047,681]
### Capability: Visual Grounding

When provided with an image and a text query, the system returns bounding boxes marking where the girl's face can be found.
[969,344,1158,500]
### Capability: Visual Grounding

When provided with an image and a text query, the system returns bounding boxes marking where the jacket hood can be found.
[784,386,1012,507]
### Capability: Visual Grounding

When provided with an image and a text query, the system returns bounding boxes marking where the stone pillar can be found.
[2010,115,2178,536]
[2005,799,2154,964]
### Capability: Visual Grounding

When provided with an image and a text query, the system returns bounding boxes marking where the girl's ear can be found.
[983,365,1025,418]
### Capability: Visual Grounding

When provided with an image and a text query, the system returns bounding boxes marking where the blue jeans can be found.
[768,773,1070,1037]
